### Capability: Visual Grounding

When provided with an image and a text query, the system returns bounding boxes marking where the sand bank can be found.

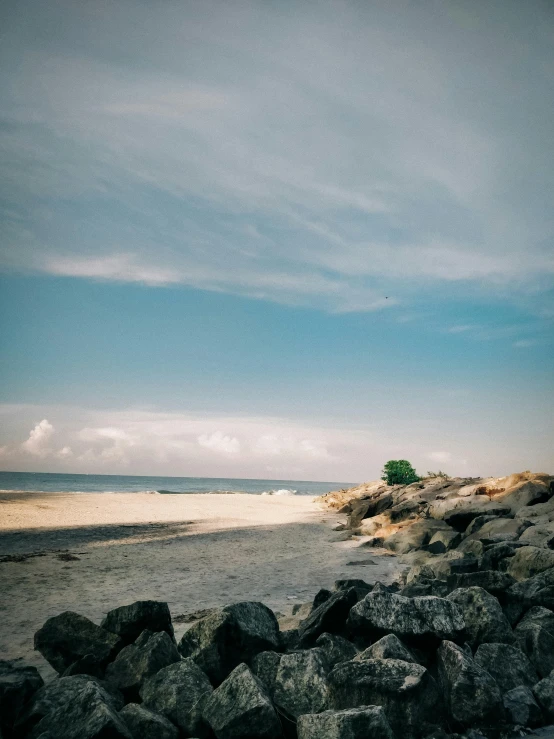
[0,491,400,679]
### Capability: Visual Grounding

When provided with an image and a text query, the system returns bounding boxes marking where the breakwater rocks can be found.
[2,471,554,739]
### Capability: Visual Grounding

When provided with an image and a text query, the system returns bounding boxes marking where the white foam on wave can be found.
[261,488,297,496]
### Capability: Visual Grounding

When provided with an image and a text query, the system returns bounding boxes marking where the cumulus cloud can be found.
[198,431,240,456]
[21,419,54,457]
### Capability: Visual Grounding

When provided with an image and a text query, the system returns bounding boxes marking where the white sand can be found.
[0,491,400,679]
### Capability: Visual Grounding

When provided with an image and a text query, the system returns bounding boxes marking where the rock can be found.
[311,589,332,611]
[534,671,554,721]
[119,704,179,739]
[437,640,503,728]
[446,587,514,647]
[347,493,393,528]
[520,524,554,548]
[328,658,440,738]
[26,679,131,739]
[446,570,516,596]
[297,588,358,647]
[34,611,122,673]
[101,601,174,645]
[434,555,479,579]
[250,651,282,698]
[14,675,124,738]
[273,649,329,719]
[334,579,372,601]
[383,520,451,555]
[504,567,554,625]
[105,631,181,700]
[315,633,358,668]
[61,654,105,679]
[515,607,554,678]
[202,663,282,739]
[442,501,511,531]
[507,547,554,581]
[464,515,498,537]
[388,497,425,523]
[426,529,461,554]
[347,589,465,647]
[297,705,395,739]
[456,539,485,559]
[0,659,44,732]
[474,643,538,692]
[139,659,213,738]
[501,479,553,512]
[481,541,524,571]
[354,633,415,663]
[401,579,449,598]
[467,517,528,542]
[503,685,543,728]
[178,601,280,684]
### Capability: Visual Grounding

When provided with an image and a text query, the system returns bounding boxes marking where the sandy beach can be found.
[0,491,400,679]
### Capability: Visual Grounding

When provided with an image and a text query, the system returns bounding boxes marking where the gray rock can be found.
[140,659,213,738]
[101,601,174,645]
[119,704,179,739]
[314,633,358,668]
[456,538,485,559]
[0,659,44,732]
[447,570,515,596]
[297,588,358,647]
[474,643,538,692]
[519,524,554,548]
[34,611,122,673]
[105,630,180,700]
[383,520,451,554]
[446,587,514,647]
[426,529,461,554]
[328,657,440,738]
[273,649,329,719]
[464,515,499,537]
[178,601,280,684]
[534,671,554,721]
[502,479,553,512]
[442,501,511,531]
[437,640,503,728]
[503,685,543,728]
[401,578,449,598]
[297,705,394,739]
[334,579,372,601]
[388,497,425,523]
[504,567,554,625]
[28,680,131,739]
[354,633,415,663]
[311,589,332,611]
[467,517,527,543]
[61,654,105,679]
[481,541,524,571]
[347,589,465,646]
[347,493,393,528]
[507,547,554,581]
[202,663,282,739]
[515,607,554,678]
[250,651,282,698]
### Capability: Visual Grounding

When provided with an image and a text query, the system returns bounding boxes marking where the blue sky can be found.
[0,0,553,480]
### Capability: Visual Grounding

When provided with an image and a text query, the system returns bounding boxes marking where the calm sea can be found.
[0,471,355,497]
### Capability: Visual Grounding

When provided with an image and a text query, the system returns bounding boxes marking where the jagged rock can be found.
[504,567,554,624]
[465,515,498,537]
[447,570,516,596]
[354,633,415,663]
[503,685,543,728]
[315,633,358,668]
[328,658,440,738]
[383,520,451,554]
[347,589,465,646]
[202,663,282,739]
[297,705,394,739]
[26,680,130,739]
[334,579,372,601]
[279,628,299,651]
[119,704,179,739]
[515,607,554,678]
[105,630,180,700]
[61,654,105,679]
[388,497,425,523]
[178,601,280,684]
[34,611,122,673]
[426,529,461,554]
[14,675,124,737]
[297,588,358,647]
[101,601,174,645]
[474,643,538,692]
[437,640,503,728]
[347,493,393,528]
[507,547,554,581]
[534,671,554,721]
[401,578,449,598]
[273,649,329,719]
[0,659,44,732]
[250,651,282,698]
[446,587,514,647]
[140,659,213,738]
[311,589,332,611]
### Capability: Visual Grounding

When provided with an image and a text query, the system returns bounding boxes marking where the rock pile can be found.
[1,470,554,738]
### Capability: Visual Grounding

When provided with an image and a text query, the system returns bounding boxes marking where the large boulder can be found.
[178,602,280,684]
[0,659,44,733]
[354,634,415,663]
[314,633,358,668]
[501,479,553,512]
[101,601,174,645]
[296,588,358,647]
[139,659,213,738]
[467,517,528,543]
[504,567,554,624]
[119,704,179,739]
[272,649,329,720]
[347,589,465,647]
[503,685,543,728]
[297,706,394,739]
[446,587,514,647]
[515,607,554,678]
[447,570,516,596]
[534,671,554,721]
[383,520,451,554]
[328,658,440,737]
[347,493,393,528]
[426,528,461,554]
[519,524,554,548]
[507,547,554,581]
[430,497,511,531]
[474,643,538,692]
[34,612,122,673]
[24,679,131,739]
[105,630,180,700]
[437,640,503,729]
[202,663,282,739]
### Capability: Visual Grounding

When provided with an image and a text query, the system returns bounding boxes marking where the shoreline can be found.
[0,491,400,679]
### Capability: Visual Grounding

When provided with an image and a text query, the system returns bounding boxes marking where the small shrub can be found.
[426,470,451,480]
[381,460,420,486]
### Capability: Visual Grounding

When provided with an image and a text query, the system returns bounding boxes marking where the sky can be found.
[0,0,553,481]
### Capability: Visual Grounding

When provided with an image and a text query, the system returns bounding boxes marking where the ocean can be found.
[0,471,356,496]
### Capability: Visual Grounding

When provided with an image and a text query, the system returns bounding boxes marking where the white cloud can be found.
[56,446,73,459]
[21,419,54,457]
[427,451,453,464]
[198,431,240,456]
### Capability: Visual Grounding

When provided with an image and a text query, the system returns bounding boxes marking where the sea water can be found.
[0,471,355,496]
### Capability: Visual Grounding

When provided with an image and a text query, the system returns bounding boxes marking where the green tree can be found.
[381,459,420,485]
